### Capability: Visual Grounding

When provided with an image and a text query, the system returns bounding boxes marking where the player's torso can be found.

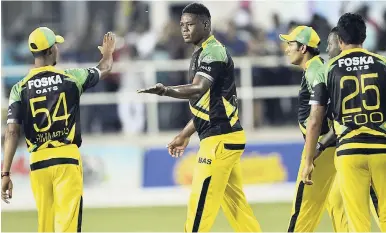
[327,49,386,155]
[298,56,331,138]
[20,67,82,152]
[188,37,242,140]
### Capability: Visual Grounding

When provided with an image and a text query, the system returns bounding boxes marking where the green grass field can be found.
[2,203,380,232]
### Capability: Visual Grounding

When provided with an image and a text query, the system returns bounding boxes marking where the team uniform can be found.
[311,48,386,232]
[184,35,261,232]
[7,63,101,231]
[280,26,348,232]
[287,55,348,232]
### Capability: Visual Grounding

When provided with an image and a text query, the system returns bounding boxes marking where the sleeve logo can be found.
[202,55,215,63]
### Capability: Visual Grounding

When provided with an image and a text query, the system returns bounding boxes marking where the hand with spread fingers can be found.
[1,175,13,204]
[167,135,190,158]
[137,83,167,96]
[98,31,116,56]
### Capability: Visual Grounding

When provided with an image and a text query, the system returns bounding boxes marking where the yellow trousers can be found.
[30,144,83,232]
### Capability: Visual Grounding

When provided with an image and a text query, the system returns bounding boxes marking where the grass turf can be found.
[2,203,380,232]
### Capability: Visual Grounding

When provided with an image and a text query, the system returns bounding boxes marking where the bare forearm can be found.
[179,119,196,138]
[305,119,322,165]
[96,54,113,79]
[164,84,203,99]
[319,128,336,148]
[2,128,20,172]
[304,105,325,165]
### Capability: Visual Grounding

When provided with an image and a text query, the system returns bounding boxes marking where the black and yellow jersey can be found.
[298,55,332,140]
[7,65,100,152]
[188,35,242,140]
[311,48,386,156]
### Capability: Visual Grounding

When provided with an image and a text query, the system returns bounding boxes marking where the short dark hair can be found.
[182,3,211,19]
[296,42,320,56]
[337,13,366,45]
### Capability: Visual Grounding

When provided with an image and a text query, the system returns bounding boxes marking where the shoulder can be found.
[64,68,85,76]
[306,57,324,79]
[360,51,386,66]
[199,40,228,63]
[9,81,23,101]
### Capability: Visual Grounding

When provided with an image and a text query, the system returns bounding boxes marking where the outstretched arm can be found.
[137,74,212,100]
[138,46,225,99]
[64,32,116,93]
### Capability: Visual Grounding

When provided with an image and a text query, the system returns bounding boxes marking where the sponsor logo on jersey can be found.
[200,65,211,72]
[338,56,374,71]
[27,75,62,94]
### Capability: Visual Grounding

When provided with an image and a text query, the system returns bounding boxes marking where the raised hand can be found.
[98,32,116,56]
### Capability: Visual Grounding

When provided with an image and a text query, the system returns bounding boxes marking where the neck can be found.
[341,44,362,51]
[300,53,314,70]
[35,58,54,68]
[194,33,211,51]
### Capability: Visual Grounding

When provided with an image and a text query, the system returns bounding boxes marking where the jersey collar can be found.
[340,47,368,56]
[304,55,320,70]
[202,35,215,49]
[31,65,56,71]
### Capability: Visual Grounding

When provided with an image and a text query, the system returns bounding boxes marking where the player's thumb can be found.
[98,46,103,54]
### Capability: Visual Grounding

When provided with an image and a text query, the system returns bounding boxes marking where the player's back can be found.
[326,48,386,155]
[8,66,100,152]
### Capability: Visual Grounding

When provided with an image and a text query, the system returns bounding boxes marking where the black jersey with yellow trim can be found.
[311,48,386,156]
[297,55,332,142]
[7,65,100,152]
[188,35,243,140]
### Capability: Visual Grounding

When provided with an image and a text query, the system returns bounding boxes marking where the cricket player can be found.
[303,13,386,232]
[1,27,116,232]
[279,26,347,232]
[325,26,380,230]
[137,3,261,232]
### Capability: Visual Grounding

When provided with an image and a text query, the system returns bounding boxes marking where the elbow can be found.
[196,84,207,95]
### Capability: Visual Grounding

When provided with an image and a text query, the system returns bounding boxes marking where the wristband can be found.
[1,172,10,178]
[316,142,325,152]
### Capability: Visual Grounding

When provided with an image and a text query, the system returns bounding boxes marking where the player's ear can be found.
[301,44,307,54]
[204,19,210,31]
[337,35,344,50]
[47,47,53,55]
